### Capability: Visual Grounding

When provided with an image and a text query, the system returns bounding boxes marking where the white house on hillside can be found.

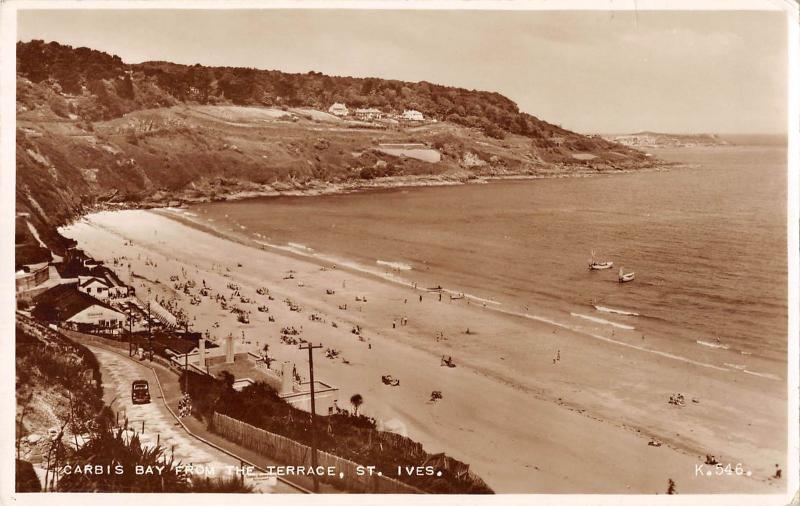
[328,103,349,117]
[402,109,424,121]
[354,108,383,121]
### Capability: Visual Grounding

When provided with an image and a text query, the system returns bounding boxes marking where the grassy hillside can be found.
[15,40,658,265]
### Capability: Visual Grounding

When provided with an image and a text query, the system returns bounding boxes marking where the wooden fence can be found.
[211,412,421,494]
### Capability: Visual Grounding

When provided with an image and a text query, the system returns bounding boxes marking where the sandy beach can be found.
[59,209,786,494]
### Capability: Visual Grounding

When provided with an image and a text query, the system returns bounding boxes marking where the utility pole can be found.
[147,300,153,361]
[128,310,134,357]
[299,342,322,493]
[183,320,192,392]
[184,350,189,392]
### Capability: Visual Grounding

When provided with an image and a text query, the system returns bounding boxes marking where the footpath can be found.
[66,332,335,493]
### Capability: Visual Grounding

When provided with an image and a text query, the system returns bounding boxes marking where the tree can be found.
[218,370,236,391]
[118,73,135,100]
[349,394,363,417]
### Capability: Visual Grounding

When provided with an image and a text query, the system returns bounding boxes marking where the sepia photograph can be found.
[1,1,797,503]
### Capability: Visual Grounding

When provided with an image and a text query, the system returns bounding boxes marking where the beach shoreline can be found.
[81,160,677,223]
[59,209,786,494]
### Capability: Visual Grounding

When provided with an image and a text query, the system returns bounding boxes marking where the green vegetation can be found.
[181,370,493,493]
[56,427,253,492]
[16,324,108,439]
[15,320,252,493]
[15,40,655,267]
[18,39,565,140]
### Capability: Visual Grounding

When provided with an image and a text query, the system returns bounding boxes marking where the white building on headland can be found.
[354,107,383,121]
[402,109,424,121]
[328,102,349,117]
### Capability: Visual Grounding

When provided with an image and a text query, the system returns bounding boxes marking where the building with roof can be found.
[328,102,349,117]
[77,275,111,300]
[16,263,50,293]
[354,107,383,121]
[32,284,124,331]
[88,266,132,298]
[402,109,424,121]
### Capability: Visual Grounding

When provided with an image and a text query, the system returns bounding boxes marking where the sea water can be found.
[189,145,787,364]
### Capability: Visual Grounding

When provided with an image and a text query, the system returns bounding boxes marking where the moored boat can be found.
[588,250,613,270]
[618,267,635,283]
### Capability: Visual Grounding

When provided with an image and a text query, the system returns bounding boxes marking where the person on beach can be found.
[392,320,396,329]
[419,294,423,302]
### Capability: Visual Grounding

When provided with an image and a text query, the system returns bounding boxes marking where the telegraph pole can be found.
[299,342,323,492]
[147,300,153,361]
[127,310,134,357]
[183,321,192,392]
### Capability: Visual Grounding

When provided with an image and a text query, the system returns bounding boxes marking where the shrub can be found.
[183,371,493,493]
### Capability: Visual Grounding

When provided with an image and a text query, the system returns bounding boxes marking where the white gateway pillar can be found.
[225,334,234,364]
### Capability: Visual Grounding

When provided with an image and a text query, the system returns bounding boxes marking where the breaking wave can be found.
[570,313,635,330]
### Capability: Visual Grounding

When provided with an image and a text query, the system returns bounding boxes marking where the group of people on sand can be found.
[392,317,409,329]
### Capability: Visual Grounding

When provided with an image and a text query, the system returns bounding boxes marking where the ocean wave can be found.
[376,260,413,271]
[444,289,501,305]
[570,313,635,330]
[509,312,731,372]
[287,242,314,252]
[593,305,639,317]
[696,340,730,350]
[743,369,781,381]
[723,363,747,370]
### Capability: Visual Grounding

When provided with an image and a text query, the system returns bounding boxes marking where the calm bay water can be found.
[191,146,787,362]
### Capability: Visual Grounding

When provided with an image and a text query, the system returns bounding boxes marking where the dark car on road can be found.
[131,380,151,404]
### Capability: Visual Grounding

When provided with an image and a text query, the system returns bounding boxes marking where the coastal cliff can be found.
[15,40,660,265]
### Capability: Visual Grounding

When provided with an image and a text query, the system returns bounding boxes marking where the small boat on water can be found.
[588,250,614,270]
[618,267,635,283]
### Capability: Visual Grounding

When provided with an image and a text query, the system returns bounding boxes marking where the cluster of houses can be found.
[327,103,425,122]
[19,246,180,339]
[17,243,341,413]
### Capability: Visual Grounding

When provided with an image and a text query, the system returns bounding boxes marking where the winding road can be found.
[87,345,298,493]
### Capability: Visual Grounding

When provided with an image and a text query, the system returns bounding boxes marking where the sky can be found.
[16,8,790,134]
